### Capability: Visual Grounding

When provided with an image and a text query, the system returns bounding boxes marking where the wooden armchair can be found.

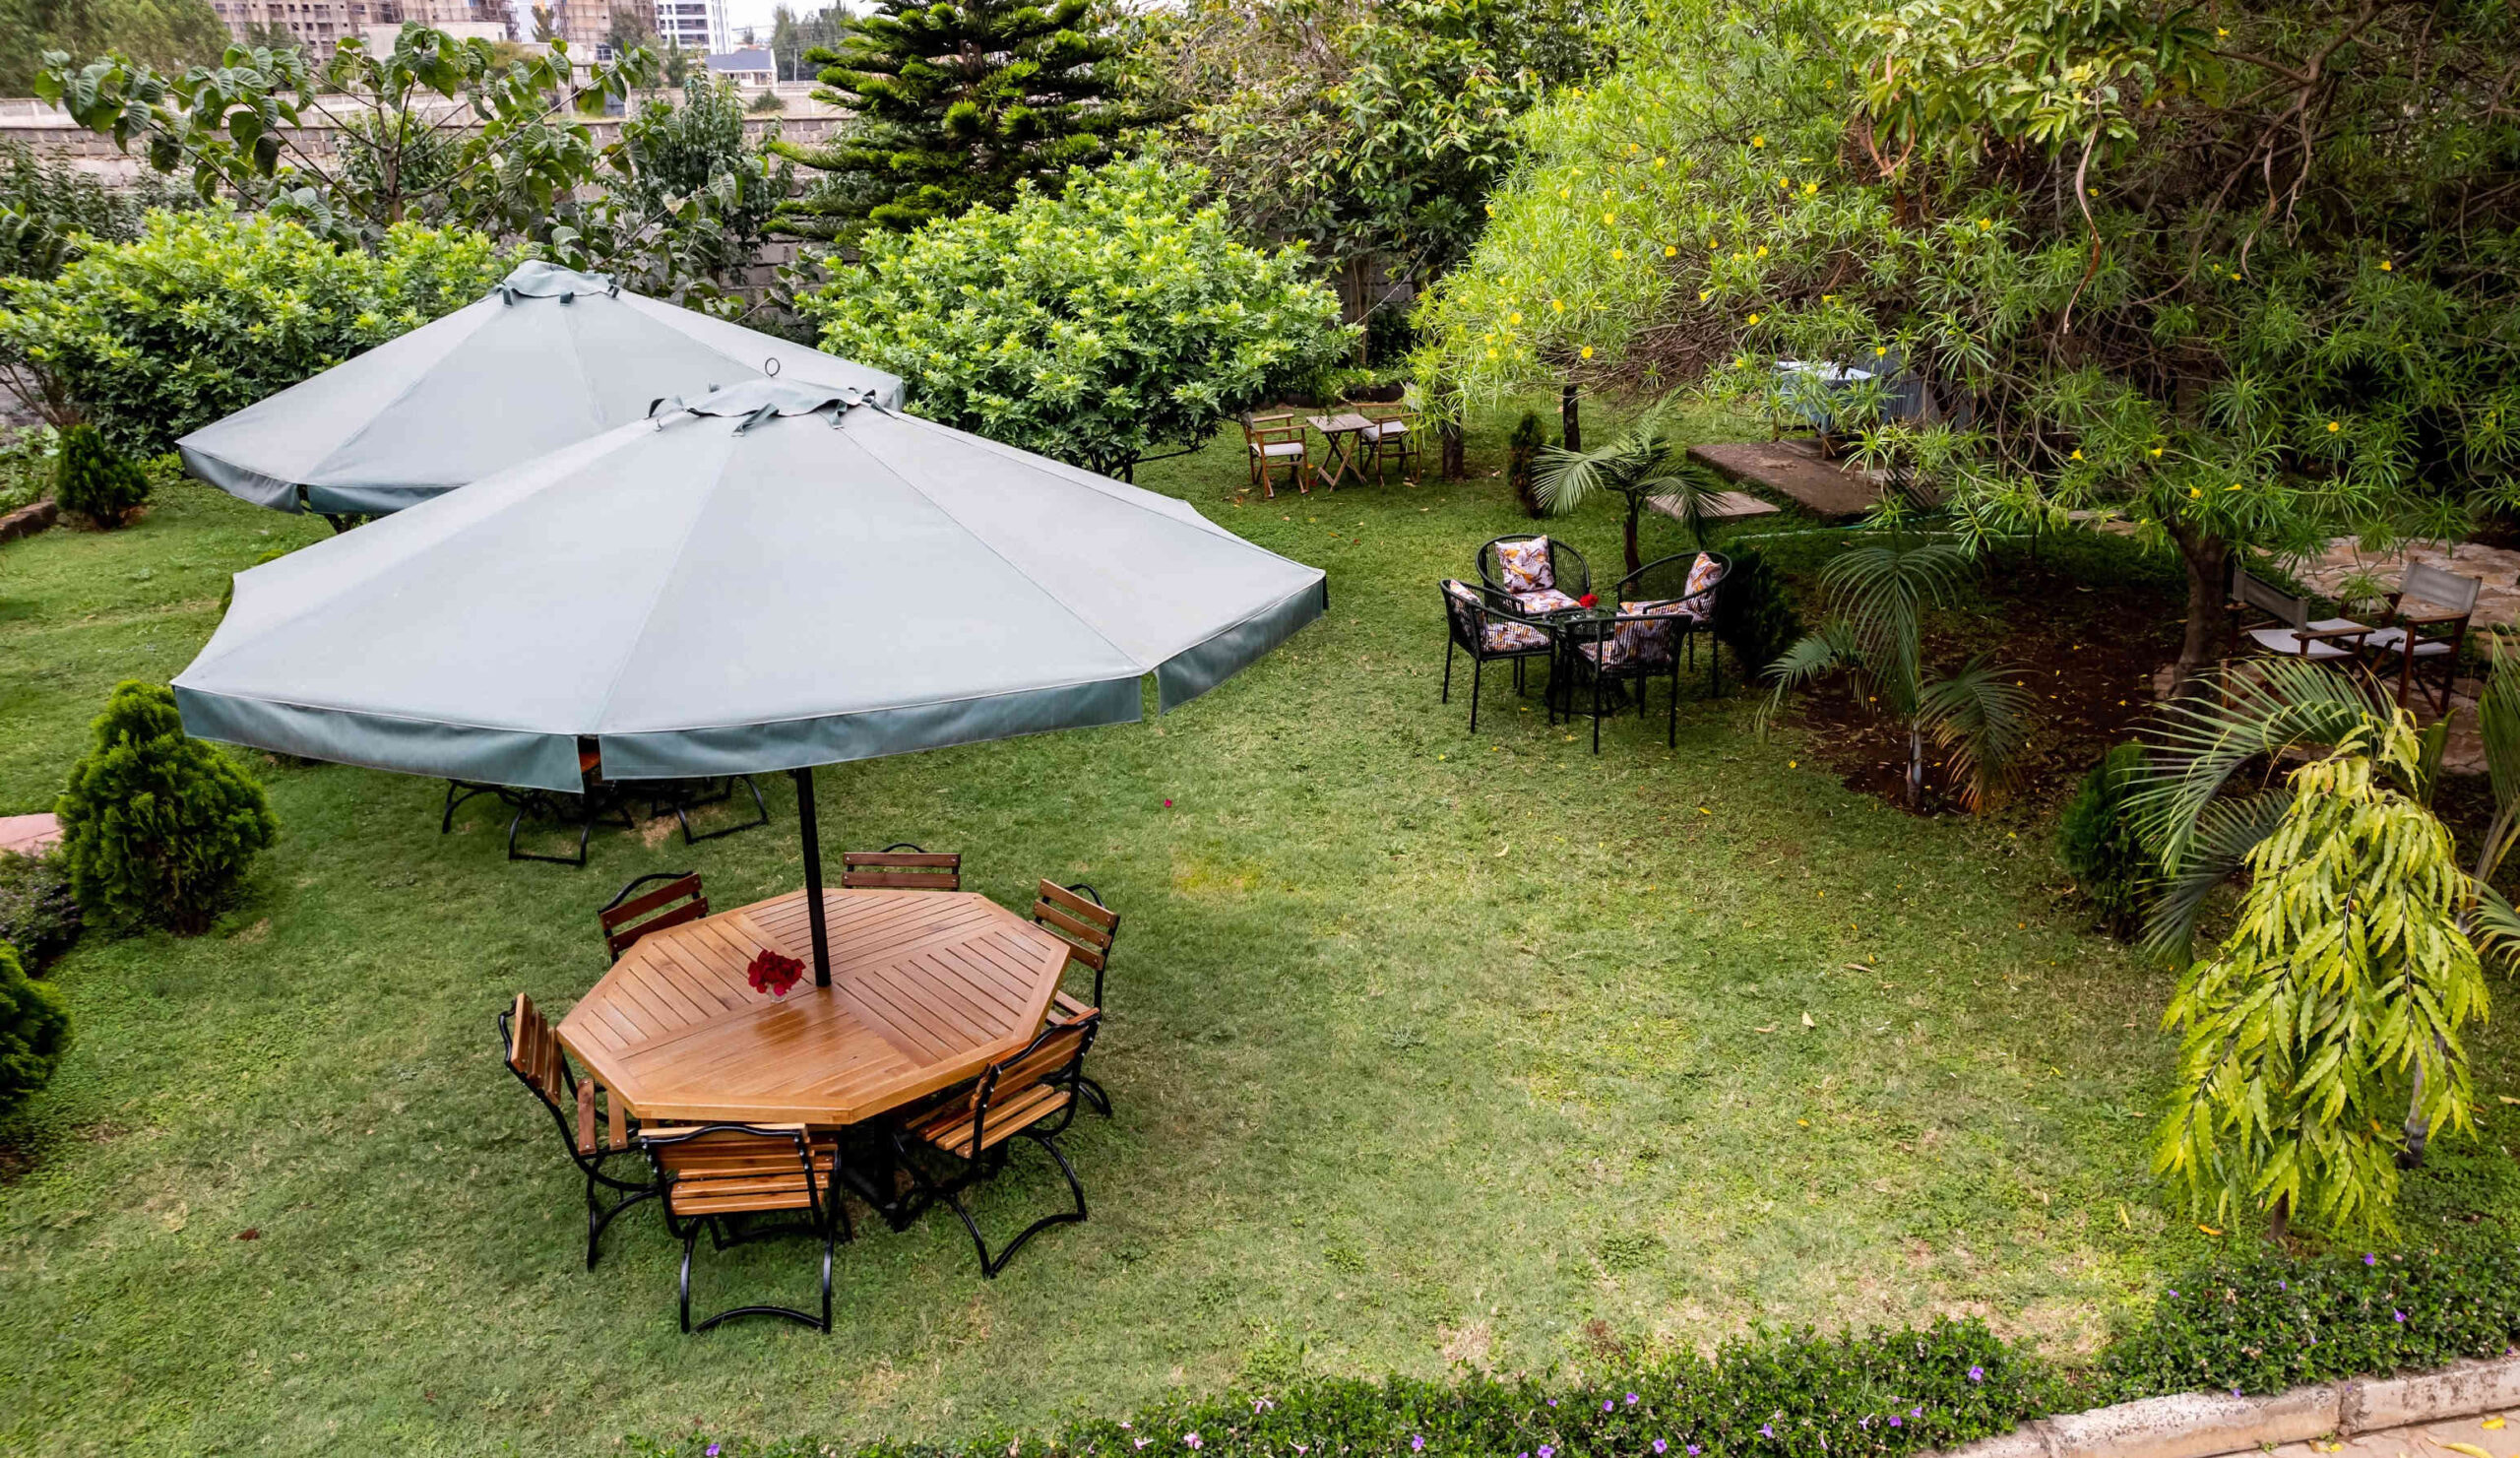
[1033,878,1118,1116]
[640,1122,846,1333]
[498,991,655,1269]
[2363,561,2483,713]
[840,844,961,891]
[2229,566,2370,664]
[598,871,706,963]
[1242,412,1311,499]
[893,1017,1098,1278]
[1360,404,1420,484]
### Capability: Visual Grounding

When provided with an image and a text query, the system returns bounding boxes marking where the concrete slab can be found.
[2273,1406,2520,1458]
[0,812,59,856]
[1688,438,1886,518]
[1649,488,1780,525]
[2296,539,2520,634]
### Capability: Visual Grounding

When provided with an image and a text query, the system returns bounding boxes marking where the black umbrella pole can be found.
[793,766,833,986]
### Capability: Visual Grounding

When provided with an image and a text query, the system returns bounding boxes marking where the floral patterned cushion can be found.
[1494,538,1553,593]
[1682,552,1722,606]
[1602,601,1688,666]
[1483,617,1549,653]
[1516,588,1582,614]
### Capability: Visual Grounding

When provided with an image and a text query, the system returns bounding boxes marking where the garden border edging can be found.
[0,498,54,544]
[1947,1356,2520,1458]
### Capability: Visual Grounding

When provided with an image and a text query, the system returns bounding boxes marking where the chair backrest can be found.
[1244,412,1304,448]
[2231,568,2309,630]
[930,1018,1098,1154]
[1440,579,1486,649]
[501,991,633,1159]
[640,1123,825,1219]
[1480,535,1556,595]
[2403,561,2482,615]
[598,871,707,963]
[1033,879,1118,1007]
[842,844,961,890]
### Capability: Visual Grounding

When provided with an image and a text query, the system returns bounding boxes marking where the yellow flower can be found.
[1508,311,1523,324]
[1611,249,1626,260]
[2216,26,2228,35]
[2327,420,2341,431]
[2227,482,2242,491]
[2379,259,2394,271]
[1484,203,1494,217]
[1664,245,1678,257]
[1746,313,1762,325]
[1558,186,1571,199]
[1750,134,1765,148]
[1580,346,1595,359]
[1755,245,1768,258]
[1625,142,1639,155]
[1978,218,1991,229]
[1804,181,1819,195]
[2187,485,2201,497]
[1603,213,1616,225]
[1732,355,1748,367]
[1778,175,1791,188]
[1821,293,1835,303]
[1698,290,1712,301]
[2070,449,2084,460]
[1550,298,1565,312]
[1485,348,1498,359]
[1653,156,1667,169]
[2152,447,2166,457]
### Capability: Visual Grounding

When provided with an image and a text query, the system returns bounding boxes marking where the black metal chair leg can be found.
[1072,1072,1112,1117]
[1441,640,1454,703]
[1469,657,1482,733]
[584,1168,656,1270]
[678,1226,697,1333]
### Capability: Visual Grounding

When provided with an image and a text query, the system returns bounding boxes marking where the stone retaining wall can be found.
[1949,1357,2520,1458]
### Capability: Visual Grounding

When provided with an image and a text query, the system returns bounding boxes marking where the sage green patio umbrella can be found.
[173,379,1326,982]
[177,262,905,519]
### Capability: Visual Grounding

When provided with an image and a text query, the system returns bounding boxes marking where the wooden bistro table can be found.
[1305,412,1377,492]
[557,887,1074,1198]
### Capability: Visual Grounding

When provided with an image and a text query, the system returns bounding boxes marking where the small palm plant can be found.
[1756,539,2034,810]
[1532,407,1727,574]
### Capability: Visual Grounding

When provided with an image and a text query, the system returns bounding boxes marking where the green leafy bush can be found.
[2058,742,2153,937]
[0,941,70,1118]
[1712,543,1803,687]
[55,680,279,935]
[0,850,80,972]
[0,138,197,281]
[630,1317,2048,1458]
[0,421,56,513]
[802,157,1354,478]
[0,208,503,458]
[52,423,151,527]
[2104,1238,2520,1400]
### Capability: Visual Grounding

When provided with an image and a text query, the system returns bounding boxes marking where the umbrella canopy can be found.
[177,262,906,518]
[174,378,1327,795]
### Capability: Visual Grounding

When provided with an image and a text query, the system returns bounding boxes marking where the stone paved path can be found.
[0,812,59,856]
[2298,539,2520,635]
[2264,1406,2519,1458]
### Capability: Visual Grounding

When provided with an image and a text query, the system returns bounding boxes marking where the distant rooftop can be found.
[705,48,774,72]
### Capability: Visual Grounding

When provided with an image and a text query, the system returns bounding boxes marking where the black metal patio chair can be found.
[640,1122,849,1333]
[1441,579,1556,732]
[1617,550,1732,694]
[444,740,636,867]
[892,1017,1099,1278]
[644,776,771,846]
[497,991,656,1270]
[1477,534,1593,604]
[1557,607,1693,751]
[1033,879,1118,1117]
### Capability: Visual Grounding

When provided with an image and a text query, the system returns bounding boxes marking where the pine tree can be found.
[769,0,1132,240]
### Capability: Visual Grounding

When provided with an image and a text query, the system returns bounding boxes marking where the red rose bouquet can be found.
[1577,593,1599,608]
[745,947,805,997]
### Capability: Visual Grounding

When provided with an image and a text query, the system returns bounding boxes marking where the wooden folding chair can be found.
[893,1018,1098,1278]
[2229,566,2371,664]
[598,871,706,963]
[1360,404,1420,484]
[840,844,961,891]
[2363,561,2482,714]
[1033,879,1118,1116]
[1243,412,1311,499]
[640,1122,847,1333]
[497,991,654,1269]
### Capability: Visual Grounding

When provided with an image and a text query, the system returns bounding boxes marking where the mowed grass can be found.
[2,410,2512,1457]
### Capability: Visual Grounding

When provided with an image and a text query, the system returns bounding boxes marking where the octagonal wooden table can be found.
[555,887,1073,1127]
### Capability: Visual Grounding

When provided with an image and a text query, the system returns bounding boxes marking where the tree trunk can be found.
[1442,417,1465,480]
[2267,1190,2291,1243]
[1622,498,1643,576]
[1908,724,1924,807]
[1560,382,1581,452]
[2168,522,2232,697]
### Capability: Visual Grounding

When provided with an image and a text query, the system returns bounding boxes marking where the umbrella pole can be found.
[792,766,832,986]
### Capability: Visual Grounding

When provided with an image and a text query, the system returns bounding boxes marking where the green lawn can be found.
[1,413,2510,1456]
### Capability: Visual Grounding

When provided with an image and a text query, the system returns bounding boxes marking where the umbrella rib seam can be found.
[583,424,744,734]
[300,299,504,485]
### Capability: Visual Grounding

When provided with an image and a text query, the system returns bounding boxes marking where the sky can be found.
[716,0,845,47]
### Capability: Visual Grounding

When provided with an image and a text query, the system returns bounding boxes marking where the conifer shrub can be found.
[0,941,69,1118]
[2058,742,2153,937]
[52,423,150,527]
[55,681,279,934]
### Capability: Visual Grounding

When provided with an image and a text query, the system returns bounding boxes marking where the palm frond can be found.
[2466,879,2520,973]
[2138,789,2293,959]
[1915,656,2038,810]
[2479,636,2520,818]
[1816,539,1966,708]
[1756,621,1859,736]
[1532,413,1673,518]
[2128,660,2385,873]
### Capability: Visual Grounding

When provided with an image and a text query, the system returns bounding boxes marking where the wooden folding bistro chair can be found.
[2362,561,2482,714]
[893,1018,1099,1278]
[497,992,654,1269]
[1242,411,1311,499]
[1033,879,1119,1116]
[597,871,706,963]
[1359,403,1420,484]
[840,845,961,891]
[2229,566,2371,665]
[640,1123,848,1333]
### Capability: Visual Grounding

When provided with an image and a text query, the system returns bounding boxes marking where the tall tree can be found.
[767,3,850,82]
[0,0,225,94]
[768,0,1133,241]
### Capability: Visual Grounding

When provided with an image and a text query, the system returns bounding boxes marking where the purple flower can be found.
[1548,1400,1559,1409]
[2168,1290,2178,1298]
[1688,1446,1702,1455]
[1762,1426,1777,1439]
[1655,1442,1669,1454]
[2278,1282,2288,1292]
[1911,1408,1922,1419]
[1541,1446,1556,1457]
[706,1447,719,1458]
[2395,1310,2407,1323]
[1185,1435,1203,1451]
[1605,1401,1616,1413]
[2364,1254,2377,1266]
[1968,1366,1984,1383]
[1413,1438,1425,1452]
[1889,1417,1904,1428]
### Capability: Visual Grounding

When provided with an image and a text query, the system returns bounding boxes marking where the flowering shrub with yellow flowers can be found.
[803,158,1354,480]
[1418,0,2520,690]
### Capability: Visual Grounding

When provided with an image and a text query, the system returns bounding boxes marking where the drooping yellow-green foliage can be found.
[2155,716,2488,1238]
